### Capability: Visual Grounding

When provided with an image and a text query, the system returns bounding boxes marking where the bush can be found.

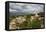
[31,19,41,28]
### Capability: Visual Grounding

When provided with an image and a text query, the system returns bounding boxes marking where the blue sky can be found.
[9,3,44,14]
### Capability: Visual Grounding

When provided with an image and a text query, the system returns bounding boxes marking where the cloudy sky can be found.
[9,3,44,14]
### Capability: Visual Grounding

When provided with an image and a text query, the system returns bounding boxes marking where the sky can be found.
[9,3,44,14]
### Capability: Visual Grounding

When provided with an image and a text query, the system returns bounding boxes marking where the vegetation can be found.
[9,14,44,29]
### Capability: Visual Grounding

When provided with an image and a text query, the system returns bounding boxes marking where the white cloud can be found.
[9,3,44,14]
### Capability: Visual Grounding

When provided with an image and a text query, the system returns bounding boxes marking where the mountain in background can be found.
[10,11,44,16]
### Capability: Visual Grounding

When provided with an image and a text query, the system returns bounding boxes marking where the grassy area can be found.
[9,14,44,29]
